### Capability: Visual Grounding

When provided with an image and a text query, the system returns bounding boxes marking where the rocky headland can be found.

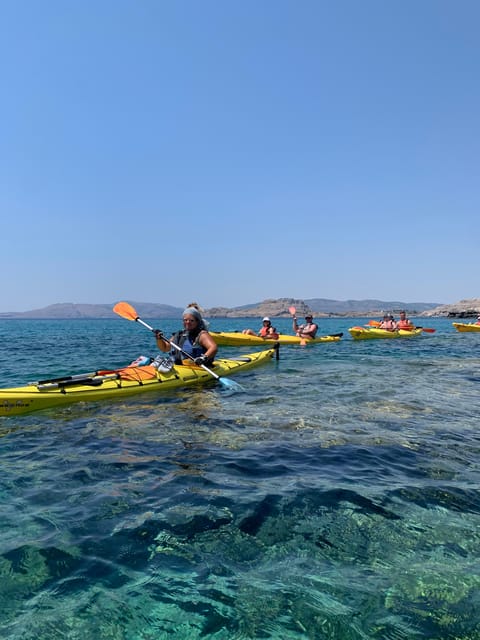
[206,298,314,318]
[419,298,480,318]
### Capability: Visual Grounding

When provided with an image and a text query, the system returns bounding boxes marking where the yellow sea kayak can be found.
[211,331,342,346]
[348,327,423,340]
[0,348,276,417]
[452,322,480,332]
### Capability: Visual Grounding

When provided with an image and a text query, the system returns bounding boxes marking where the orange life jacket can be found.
[259,325,278,338]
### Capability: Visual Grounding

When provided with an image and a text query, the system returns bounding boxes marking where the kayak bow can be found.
[452,322,480,333]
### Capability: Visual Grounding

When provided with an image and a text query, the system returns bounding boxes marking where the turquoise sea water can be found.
[0,316,479,639]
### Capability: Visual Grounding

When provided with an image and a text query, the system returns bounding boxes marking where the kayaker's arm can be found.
[198,330,218,363]
[154,330,171,353]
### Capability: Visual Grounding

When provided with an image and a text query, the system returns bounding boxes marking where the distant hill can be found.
[0,302,183,319]
[305,298,441,314]
[206,298,311,318]
[206,297,441,318]
[0,298,443,319]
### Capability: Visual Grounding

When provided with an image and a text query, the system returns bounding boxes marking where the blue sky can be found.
[1,0,478,311]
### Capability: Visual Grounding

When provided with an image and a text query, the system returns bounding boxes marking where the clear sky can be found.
[1,0,478,311]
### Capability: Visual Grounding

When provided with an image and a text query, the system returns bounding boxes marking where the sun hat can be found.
[262,317,270,322]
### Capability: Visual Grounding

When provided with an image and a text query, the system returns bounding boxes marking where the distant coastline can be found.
[3,296,478,319]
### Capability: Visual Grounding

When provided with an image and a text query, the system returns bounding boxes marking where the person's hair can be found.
[183,304,208,330]
[187,301,204,313]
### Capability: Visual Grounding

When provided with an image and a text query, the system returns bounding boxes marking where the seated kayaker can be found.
[378,314,398,331]
[243,317,279,339]
[397,310,414,330]
[293,313,318,339]
[154,305,218,366]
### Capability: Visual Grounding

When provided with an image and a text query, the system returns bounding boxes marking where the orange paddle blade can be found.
[368,320,381,327]
[289,306,296,315]
[113,301,139,322]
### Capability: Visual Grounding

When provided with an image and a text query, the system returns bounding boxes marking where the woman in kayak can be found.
[293,313,318,339]
[243,317,279,339]
[154,305,218,366]
[397,310,414,330]
[378,314,398,331]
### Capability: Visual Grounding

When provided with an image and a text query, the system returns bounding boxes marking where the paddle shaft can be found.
[32,369,118,386]
[37,373,120,390]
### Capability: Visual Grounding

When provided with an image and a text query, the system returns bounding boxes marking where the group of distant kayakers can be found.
[242,312,319,340]
[378,310,414,331]
[153,305,323,366]
[151,304,480,368]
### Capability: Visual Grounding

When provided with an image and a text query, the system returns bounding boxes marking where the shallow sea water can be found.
[0,316,479,639]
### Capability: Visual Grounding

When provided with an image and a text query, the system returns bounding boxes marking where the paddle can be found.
[368,319,435,333]
[31,369,119,386]
[113,301,245,392]
[36,373,120,391]
[288,306,308,345]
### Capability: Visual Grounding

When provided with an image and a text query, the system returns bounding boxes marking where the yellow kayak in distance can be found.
[210,331,343,347]
[348,326,423,340]
[452,322,480,332]
[0,348,276,417]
